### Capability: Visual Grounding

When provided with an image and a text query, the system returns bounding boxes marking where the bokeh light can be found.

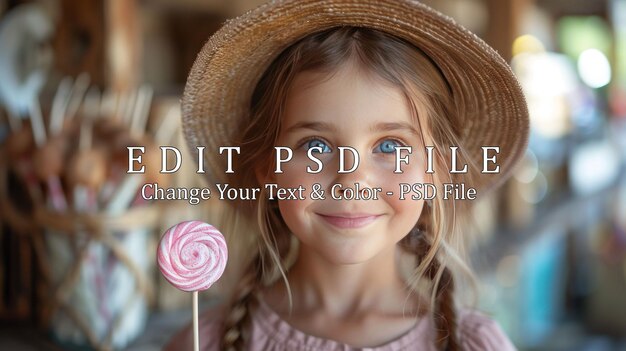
[577,48,612,88]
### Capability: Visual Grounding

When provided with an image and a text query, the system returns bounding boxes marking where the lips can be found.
[316,212,382,229]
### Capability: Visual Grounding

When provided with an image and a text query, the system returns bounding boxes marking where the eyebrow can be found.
[370,122,420,137]
[284,120,420,137]
[285,121,335,133]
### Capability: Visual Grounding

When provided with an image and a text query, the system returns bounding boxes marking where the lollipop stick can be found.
[115,93,128,122]
[100,89,118,119]
[29,99,46,147]
[50,77,73,135]
[193,291,199,351]
[136,85,153,137]
[5,109,21,133]
[155,106,179,144]
[66,73,90,121]
[123,89,138,125]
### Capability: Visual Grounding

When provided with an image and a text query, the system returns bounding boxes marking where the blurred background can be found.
[0,0,624,350]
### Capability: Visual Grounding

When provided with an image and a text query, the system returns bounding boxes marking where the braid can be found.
[415,231,459,351]
[220,253,262,351]
[220,201,293,351]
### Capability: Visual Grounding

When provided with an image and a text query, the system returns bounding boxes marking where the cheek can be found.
[376,159,426,225]
[273,157,320,233]
[373,156,426,194]
[275,153,336,189]
[277,201,303,232]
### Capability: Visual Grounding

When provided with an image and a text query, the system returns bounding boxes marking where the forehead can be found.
[282,63,414,129]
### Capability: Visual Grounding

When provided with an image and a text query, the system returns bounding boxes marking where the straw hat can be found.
[182,0,529,194]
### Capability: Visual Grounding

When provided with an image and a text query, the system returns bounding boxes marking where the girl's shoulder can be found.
[163,300,517,351]
[457,309,518,351]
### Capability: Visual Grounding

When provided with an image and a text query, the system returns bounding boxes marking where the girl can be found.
[168,1,528,350]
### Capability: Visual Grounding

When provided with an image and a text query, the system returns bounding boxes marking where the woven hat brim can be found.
[182,0,529,195]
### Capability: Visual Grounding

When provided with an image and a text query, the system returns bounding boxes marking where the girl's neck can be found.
[266,243,416,320]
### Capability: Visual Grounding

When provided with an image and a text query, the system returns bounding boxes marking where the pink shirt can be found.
[165,294,517,350]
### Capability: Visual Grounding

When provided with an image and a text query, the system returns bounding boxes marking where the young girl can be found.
[167,1,528,350]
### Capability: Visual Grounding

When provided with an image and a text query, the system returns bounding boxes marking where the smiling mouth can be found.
[316,213,382,229]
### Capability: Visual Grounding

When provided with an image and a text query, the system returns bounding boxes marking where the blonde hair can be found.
[218,26,480,351]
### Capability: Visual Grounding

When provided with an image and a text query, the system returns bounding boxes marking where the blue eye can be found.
[376,139,401,154]
[304,138,332,153]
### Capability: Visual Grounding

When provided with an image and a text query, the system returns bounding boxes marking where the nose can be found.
[331,149,374,194]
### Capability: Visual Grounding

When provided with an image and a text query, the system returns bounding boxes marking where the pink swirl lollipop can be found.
[158,221,228,351]
[157,220,228,292]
